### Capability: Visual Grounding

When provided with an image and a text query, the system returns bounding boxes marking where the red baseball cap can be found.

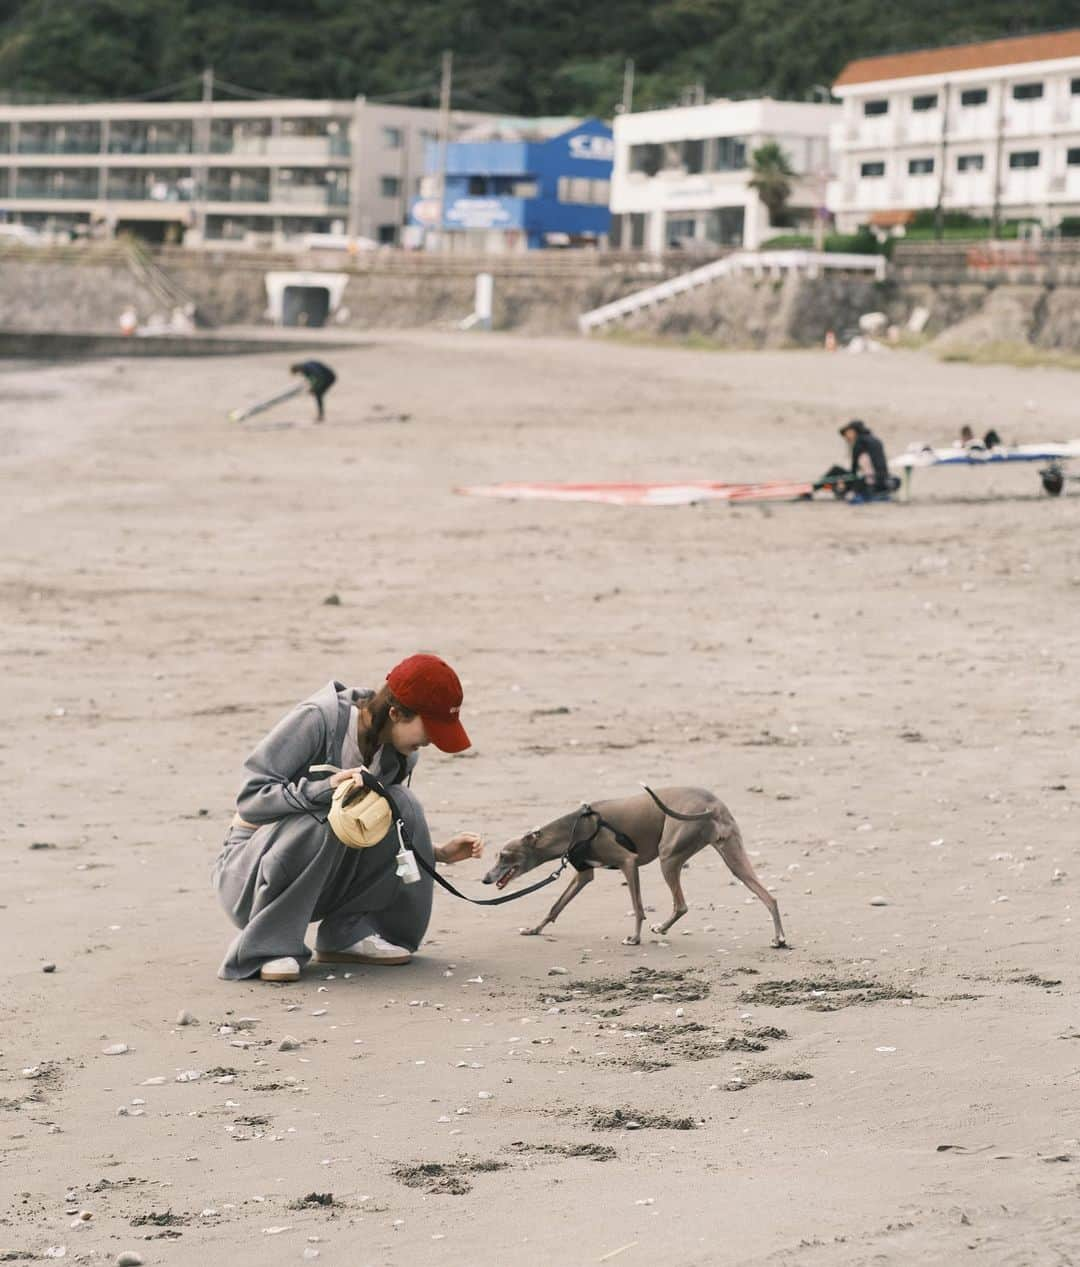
[387,654,471,753]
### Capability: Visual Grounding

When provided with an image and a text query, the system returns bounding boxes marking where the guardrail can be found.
[577,250,886,334]
[893,238,1080,283]
[122,238,210,326]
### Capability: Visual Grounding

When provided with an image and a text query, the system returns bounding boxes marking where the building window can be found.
[1067,148,1080,166]
[377,224,397,244]
[682,138,705,173]
[908,157,934,175]
[860,161,886,178]
[912,93,938,112]
[863,99,889,116]
[380,176,401,197]
[468,176,486,195]
[713,136,746,170]
[629,143,662,175]
[1011,82,1043,101]
[1072,78,1080,95]
[511,180,539,198]
[1008,150,1040,169]
[382,127,403,149]
[666,217,697,248]
[960,87,989,107]
[556,176,608,204]
[956,153,985,172]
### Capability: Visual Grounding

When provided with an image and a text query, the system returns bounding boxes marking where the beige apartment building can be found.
[0,95,491,248]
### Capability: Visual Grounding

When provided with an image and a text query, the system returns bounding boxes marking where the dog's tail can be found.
[641,783,714,822]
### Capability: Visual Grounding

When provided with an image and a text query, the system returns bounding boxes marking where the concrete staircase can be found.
[578,250,886,335]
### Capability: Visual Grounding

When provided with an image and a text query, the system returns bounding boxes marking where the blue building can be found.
[411,117,613,251]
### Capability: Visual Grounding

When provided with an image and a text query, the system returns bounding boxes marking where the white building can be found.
[610,98,839,253]
[0,94,492,248]
[829,29,1080,232]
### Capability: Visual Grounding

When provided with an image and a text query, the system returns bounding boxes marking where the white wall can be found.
[612,98,838,251]
[831,55,1080,227]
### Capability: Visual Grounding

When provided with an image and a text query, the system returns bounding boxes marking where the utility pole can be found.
[348,94,365,241]
[990,82,1005,240]
[194,67,213,245]
[813,165,828,251]
[435,50,453,252]
[621,59,634,114]
[933,82,950,241]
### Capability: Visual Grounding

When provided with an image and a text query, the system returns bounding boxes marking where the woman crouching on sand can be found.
[213,654,482,982]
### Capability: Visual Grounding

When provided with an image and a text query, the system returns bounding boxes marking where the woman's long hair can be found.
[358,685,416,765]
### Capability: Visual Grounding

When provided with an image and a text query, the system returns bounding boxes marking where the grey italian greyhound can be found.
[482,785,786,948]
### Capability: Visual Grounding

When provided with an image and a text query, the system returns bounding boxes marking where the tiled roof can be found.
[834,29,1080,88]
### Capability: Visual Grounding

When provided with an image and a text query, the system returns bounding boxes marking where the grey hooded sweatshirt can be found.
[212,681,433,980]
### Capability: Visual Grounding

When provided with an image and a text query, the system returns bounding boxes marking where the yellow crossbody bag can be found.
[309,764,392,849]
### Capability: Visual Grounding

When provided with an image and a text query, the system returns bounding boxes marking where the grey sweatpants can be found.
[212,784,434,980]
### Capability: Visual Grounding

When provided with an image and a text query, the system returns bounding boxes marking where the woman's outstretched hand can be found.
[328,767,368,788]
[435,833,484,864]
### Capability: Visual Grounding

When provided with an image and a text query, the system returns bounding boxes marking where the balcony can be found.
[947,107,993,143]
[1002,171,1047,204]
[208,135,349,159]
[14,181,99,200]
[17,138,102,155]
[205,184,271,203]
[105,182,195,202]
[272,185,348,209]
[108,139,195,155]
[950,174,993,207]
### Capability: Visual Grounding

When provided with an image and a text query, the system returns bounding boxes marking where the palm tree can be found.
[749,141,795,228]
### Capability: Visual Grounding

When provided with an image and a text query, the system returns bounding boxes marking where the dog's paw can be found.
[519,926,542,937]
[772,937,791,950]
[622,935,641,946]
[649,923,665,935]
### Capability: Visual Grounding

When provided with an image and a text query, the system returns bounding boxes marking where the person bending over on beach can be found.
[290,359,336,422]
[212,654,482,982]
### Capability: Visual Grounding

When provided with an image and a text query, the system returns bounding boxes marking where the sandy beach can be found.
[2,331,1079,1266]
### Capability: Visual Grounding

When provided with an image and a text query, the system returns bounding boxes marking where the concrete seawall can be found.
[0,247,682,336]
[0,329,362,359]
[3,246,1080,350]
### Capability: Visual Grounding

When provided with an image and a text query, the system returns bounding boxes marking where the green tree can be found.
[0,0,1078,112]
[749,140,795,228]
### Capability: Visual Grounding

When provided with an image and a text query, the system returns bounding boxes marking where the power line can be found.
[0,73,205,106]
[209,76,282,101]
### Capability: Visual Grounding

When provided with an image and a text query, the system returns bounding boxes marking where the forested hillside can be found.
[0,0,1076,111]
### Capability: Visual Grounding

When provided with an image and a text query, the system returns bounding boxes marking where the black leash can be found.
[384,777,595,907]
[280,765,636,908]
[411,848,571,906]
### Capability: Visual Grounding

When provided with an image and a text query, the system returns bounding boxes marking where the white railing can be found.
[578,250,886,334]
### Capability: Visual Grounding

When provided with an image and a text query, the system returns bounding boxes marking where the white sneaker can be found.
[259,955,301,982]
[314,935,411,966]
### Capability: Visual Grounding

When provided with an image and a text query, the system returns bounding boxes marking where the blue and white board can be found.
[892,441,1080,470]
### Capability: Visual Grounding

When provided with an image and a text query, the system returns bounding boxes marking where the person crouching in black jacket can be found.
[838,419,895,500]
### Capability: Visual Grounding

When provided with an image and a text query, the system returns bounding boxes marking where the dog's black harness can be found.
[566,804,640,873]
[414,803,641,904]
